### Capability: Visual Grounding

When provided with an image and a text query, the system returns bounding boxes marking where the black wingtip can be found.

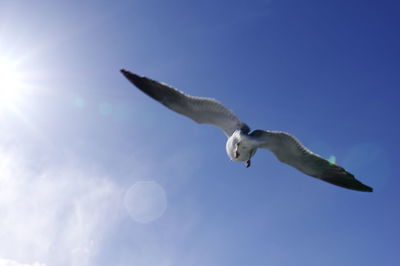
[120,68,132,77]
[362,185,373,192]
[120,68,137,76]
[319,166,374,192]
[356,185,373,192]
[330,175,373,192]
[345,173,374,192]
[323,177,373,192]
[120,68,164,101]
[120,69,143,84]
[339,182,373,192]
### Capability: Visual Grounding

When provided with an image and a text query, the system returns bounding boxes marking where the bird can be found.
[120,69,373,192]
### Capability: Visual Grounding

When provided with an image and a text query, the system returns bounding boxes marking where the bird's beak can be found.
[246,160,251,168]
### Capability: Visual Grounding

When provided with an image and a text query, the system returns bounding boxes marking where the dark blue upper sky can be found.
[0,1,399,266]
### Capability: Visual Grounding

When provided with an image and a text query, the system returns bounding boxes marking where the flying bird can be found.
[120,69,373,192]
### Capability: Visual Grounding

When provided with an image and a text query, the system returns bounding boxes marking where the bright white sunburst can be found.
[0,57,23,106]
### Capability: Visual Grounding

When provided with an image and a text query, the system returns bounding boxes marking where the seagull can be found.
[120,69,373,192]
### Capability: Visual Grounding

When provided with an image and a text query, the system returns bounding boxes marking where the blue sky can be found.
[0,0,399,265]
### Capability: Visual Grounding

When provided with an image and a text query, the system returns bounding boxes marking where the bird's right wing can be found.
[121,69,249,137]
[250,130,373,192]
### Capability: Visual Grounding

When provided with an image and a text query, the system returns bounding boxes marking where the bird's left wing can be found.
[250,130,373,192]
[121,69,249,137]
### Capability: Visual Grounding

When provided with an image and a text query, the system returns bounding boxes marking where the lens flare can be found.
[124,181,167,223]
[328,155,336,165]
[99,102,113,116]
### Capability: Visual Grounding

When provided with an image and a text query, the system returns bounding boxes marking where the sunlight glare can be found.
[0,57,22,106]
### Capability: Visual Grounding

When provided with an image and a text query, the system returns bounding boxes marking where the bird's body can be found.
[121,69,373,192]
[226,130,258,164]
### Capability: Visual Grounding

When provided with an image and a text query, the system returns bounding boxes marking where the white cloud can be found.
[0,146,122,266]
[0,258,44,266]
[0,127,205,266]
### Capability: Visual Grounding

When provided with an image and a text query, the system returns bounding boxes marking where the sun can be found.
[0,57,22,106]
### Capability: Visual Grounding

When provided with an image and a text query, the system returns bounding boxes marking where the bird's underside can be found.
[120,69,373,192]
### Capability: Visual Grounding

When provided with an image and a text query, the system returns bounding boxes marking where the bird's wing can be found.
[250,130,373,192]
[121,69,249,137]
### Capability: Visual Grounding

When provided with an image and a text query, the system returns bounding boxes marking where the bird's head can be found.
[226,131,257,167]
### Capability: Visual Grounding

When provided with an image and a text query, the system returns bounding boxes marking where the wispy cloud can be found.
[0,258,44,266]
[0,146,121,266]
